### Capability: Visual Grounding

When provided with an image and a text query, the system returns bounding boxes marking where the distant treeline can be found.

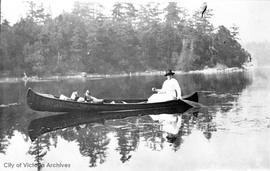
[0,1,251,76]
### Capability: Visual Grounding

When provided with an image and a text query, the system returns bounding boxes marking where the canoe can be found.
[26,88,198,113]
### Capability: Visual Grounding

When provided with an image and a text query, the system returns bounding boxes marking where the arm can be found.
[152,80,167,94]
[152,87,166,94]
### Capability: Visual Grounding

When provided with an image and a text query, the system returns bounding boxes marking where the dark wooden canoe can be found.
[26,88,198,113]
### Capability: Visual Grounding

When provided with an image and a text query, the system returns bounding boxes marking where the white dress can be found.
[148,78,182,103]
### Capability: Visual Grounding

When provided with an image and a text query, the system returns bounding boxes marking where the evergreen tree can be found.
[0,1,251,76]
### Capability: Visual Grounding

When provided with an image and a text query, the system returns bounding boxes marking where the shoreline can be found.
[0,66,255,83]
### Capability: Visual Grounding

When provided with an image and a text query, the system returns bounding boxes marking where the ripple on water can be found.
[200,89,270,134]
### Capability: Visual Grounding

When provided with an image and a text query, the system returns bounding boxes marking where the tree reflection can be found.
[0,134,10,154]
[76,126,109,167]
[0,110,13,154]
[144,130,165,151]
[114,118,140,163]
[28,134,52,171]
[195,110,216,140]
[0,104,34,154]
[50,124,110,167]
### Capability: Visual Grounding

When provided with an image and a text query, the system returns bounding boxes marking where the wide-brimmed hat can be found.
[164,70,175,76]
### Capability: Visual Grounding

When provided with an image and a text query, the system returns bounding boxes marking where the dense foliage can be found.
[0,1,251,76]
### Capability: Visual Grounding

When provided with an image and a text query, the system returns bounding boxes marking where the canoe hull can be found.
[27,88,198,113]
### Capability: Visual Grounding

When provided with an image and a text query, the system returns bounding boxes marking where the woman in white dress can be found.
[148,70,182,103]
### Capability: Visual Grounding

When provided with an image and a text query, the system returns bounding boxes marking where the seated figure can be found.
[70,91,79,101]
[148,70,181,103]
[84,90,104,103]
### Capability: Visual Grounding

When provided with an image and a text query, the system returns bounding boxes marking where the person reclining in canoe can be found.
[59,91,84,102]
[84,90,104,103]
[148,70,182,103]
[71,91,85,102]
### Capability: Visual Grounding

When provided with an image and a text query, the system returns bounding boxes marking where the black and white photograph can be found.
[0,0,269,170]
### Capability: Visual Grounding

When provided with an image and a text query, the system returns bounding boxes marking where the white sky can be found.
[2,0,270,43]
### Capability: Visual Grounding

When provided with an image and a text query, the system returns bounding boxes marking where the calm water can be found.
[0,68,269,171]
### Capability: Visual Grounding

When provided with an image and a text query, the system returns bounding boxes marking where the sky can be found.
[2,0,270,43]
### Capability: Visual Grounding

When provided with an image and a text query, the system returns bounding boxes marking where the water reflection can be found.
[25,106,216,168]
[28,134,51,171]
[1,70,257,170]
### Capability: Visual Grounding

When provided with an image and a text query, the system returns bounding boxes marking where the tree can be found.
[213,25,250,67]
[230,24,239,40]
[0,20,12,71]
[162,2,184,69]
[138,2,161,27]
[192,2,214,35]
[112,2,125,22]
[0,1,252,76]
[164,2,181,27]
[188,3,215,69]
[23,42,46,75]
[26,1,50,24]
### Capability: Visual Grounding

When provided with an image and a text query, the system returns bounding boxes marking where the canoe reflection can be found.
[27,107,215,167]
[28,107,191,141]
